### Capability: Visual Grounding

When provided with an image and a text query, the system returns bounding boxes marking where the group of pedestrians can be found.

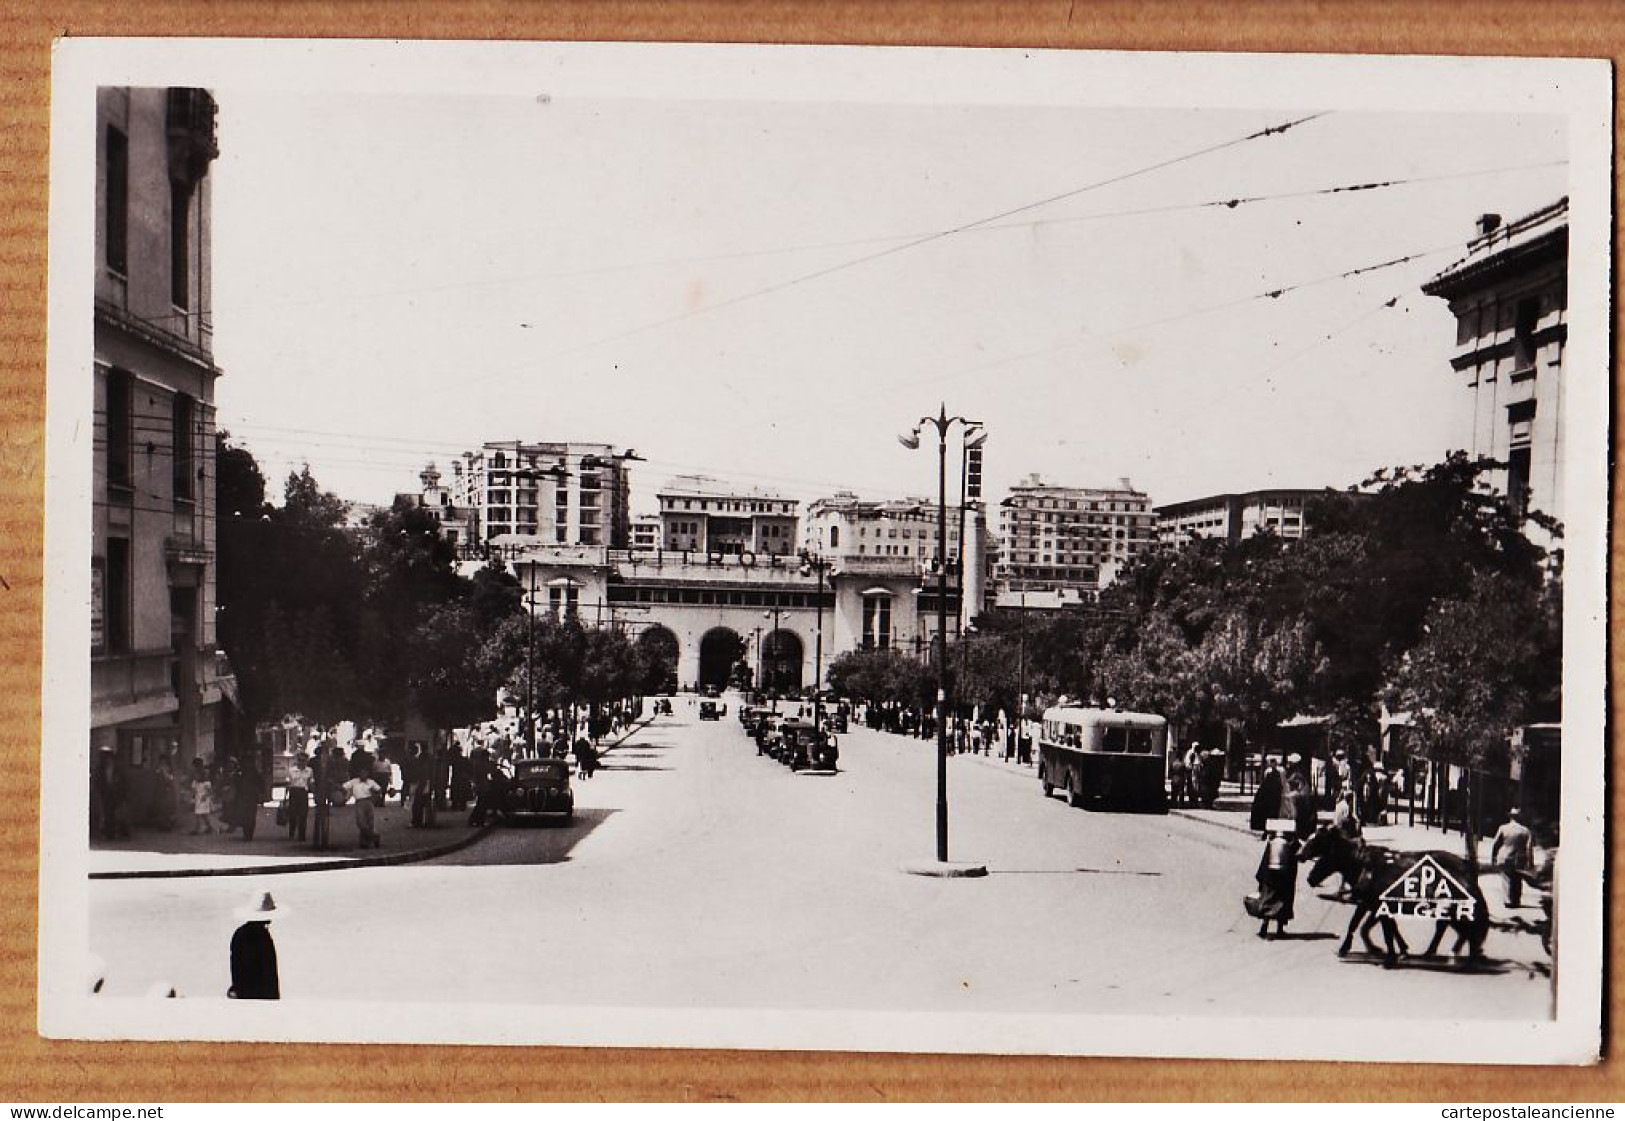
[1168,742,1227,809]
[184,755,267,840]
[1247,753,1337,940]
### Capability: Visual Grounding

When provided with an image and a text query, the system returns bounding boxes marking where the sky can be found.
[204,75,1570,518]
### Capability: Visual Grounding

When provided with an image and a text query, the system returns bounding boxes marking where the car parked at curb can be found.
[500,756,575,822]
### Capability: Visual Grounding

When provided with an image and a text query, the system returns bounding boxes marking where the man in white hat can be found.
[228,891,282,999]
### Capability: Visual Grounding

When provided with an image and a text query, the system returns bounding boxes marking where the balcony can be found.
[839,555,924,577]
[166,88,219,181]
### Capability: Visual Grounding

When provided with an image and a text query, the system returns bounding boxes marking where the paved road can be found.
[88,698,1550,1023]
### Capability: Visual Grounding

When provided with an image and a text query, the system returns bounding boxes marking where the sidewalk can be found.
[901,733,1495,860]
[88,716,655,879]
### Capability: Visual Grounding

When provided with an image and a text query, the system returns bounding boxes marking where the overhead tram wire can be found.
[428,112,1334,400]
[211,233,1474,487]
[804,236,1472,414]
[147,155,1560,329]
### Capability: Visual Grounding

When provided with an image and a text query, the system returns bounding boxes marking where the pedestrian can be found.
[227,891,282,1000]
[1203,749,1225,808]
[326,744,349,814]
[449,745,471,811]
[1280,767,1318,842]
[434,744,453,811]
[574,736,597,779]
[1359,766,1383,826]
[188,758,215,835]
[1332,787,1362,841]
[1249,757,1283,834]
[310,739,332,850]
[92,745,128,840]
[1188,750,1206,809]
[1332,749,1351,800]
[284,751,312,841]
[1491,806,1535,909]
[1251,819,1298,940]
[342,770,382,848]
[213,760,237,834]
[1169,751,1189,808]
[233,755,264,842]
[406,743,426,826]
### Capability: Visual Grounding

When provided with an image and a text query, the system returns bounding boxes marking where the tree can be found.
[407,600,512,740]
[827,648,932,708]
[356,498,467,724]
[215,446,369,731]
[1193,610,1326,748]
[1382,570,1551,863]
[1096,610,1202,732]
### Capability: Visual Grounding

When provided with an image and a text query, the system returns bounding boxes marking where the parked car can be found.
[500,757,575,822]
[778,719,840,771]
[755,713,783,756]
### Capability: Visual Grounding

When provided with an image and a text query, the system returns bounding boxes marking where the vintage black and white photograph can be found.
[40,40,1609,1063]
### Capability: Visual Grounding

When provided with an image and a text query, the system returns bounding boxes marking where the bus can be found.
[1037,706,1169,813]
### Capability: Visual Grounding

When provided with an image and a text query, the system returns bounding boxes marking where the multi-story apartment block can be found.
[92,87,229,768]
[630,513,662,552]
[1422,199,1568,529]
[997,475,1155,596]
[452,441,632,549]
[1155,488,1324,545]
[657,475,798,556]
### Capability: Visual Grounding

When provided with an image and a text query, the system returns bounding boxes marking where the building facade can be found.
[656,475,798,556]
[1155,488,1325,545]
[92,87,230,768]
[803,491,990,637]
[997,475,1155,597]
[1421,199,1568,529]
[452,441,632,549]
[397,462,478,552]
[630,513,662,552]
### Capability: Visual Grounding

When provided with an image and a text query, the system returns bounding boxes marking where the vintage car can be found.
[500,756,575,822]
[754,713,783,756]
[777,719,840,771]
[699,700,724,721]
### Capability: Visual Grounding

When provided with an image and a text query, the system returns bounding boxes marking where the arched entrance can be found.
[636,625,680,694]
[762,629,803,695]
[698,627,745,690]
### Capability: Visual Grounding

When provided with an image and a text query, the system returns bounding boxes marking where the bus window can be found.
[1102,726,1128,753]
[1127,728,1154,754]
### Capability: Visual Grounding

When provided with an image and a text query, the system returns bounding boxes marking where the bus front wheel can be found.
[1067,785,1087,808]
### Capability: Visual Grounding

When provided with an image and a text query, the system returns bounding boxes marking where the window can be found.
[105,127,128,276]
[171,392,195,501]
[830,525,840,548]
[170,179,192,309]
[104,537,130,654]
[1512,297,1540,374]
[862,595,892,650]
[104,368,131,490]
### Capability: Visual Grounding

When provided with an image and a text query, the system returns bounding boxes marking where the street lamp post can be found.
[899,404,982,868]
[763,606,783,711]
[511,464,571,757]
[799,551,833,732]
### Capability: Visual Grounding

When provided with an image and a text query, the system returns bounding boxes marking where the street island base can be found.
[899,858,989,878]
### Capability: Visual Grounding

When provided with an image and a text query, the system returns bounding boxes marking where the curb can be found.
[88,822,494,880]
[90,712,661,881]
[1168,808,1257,837]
